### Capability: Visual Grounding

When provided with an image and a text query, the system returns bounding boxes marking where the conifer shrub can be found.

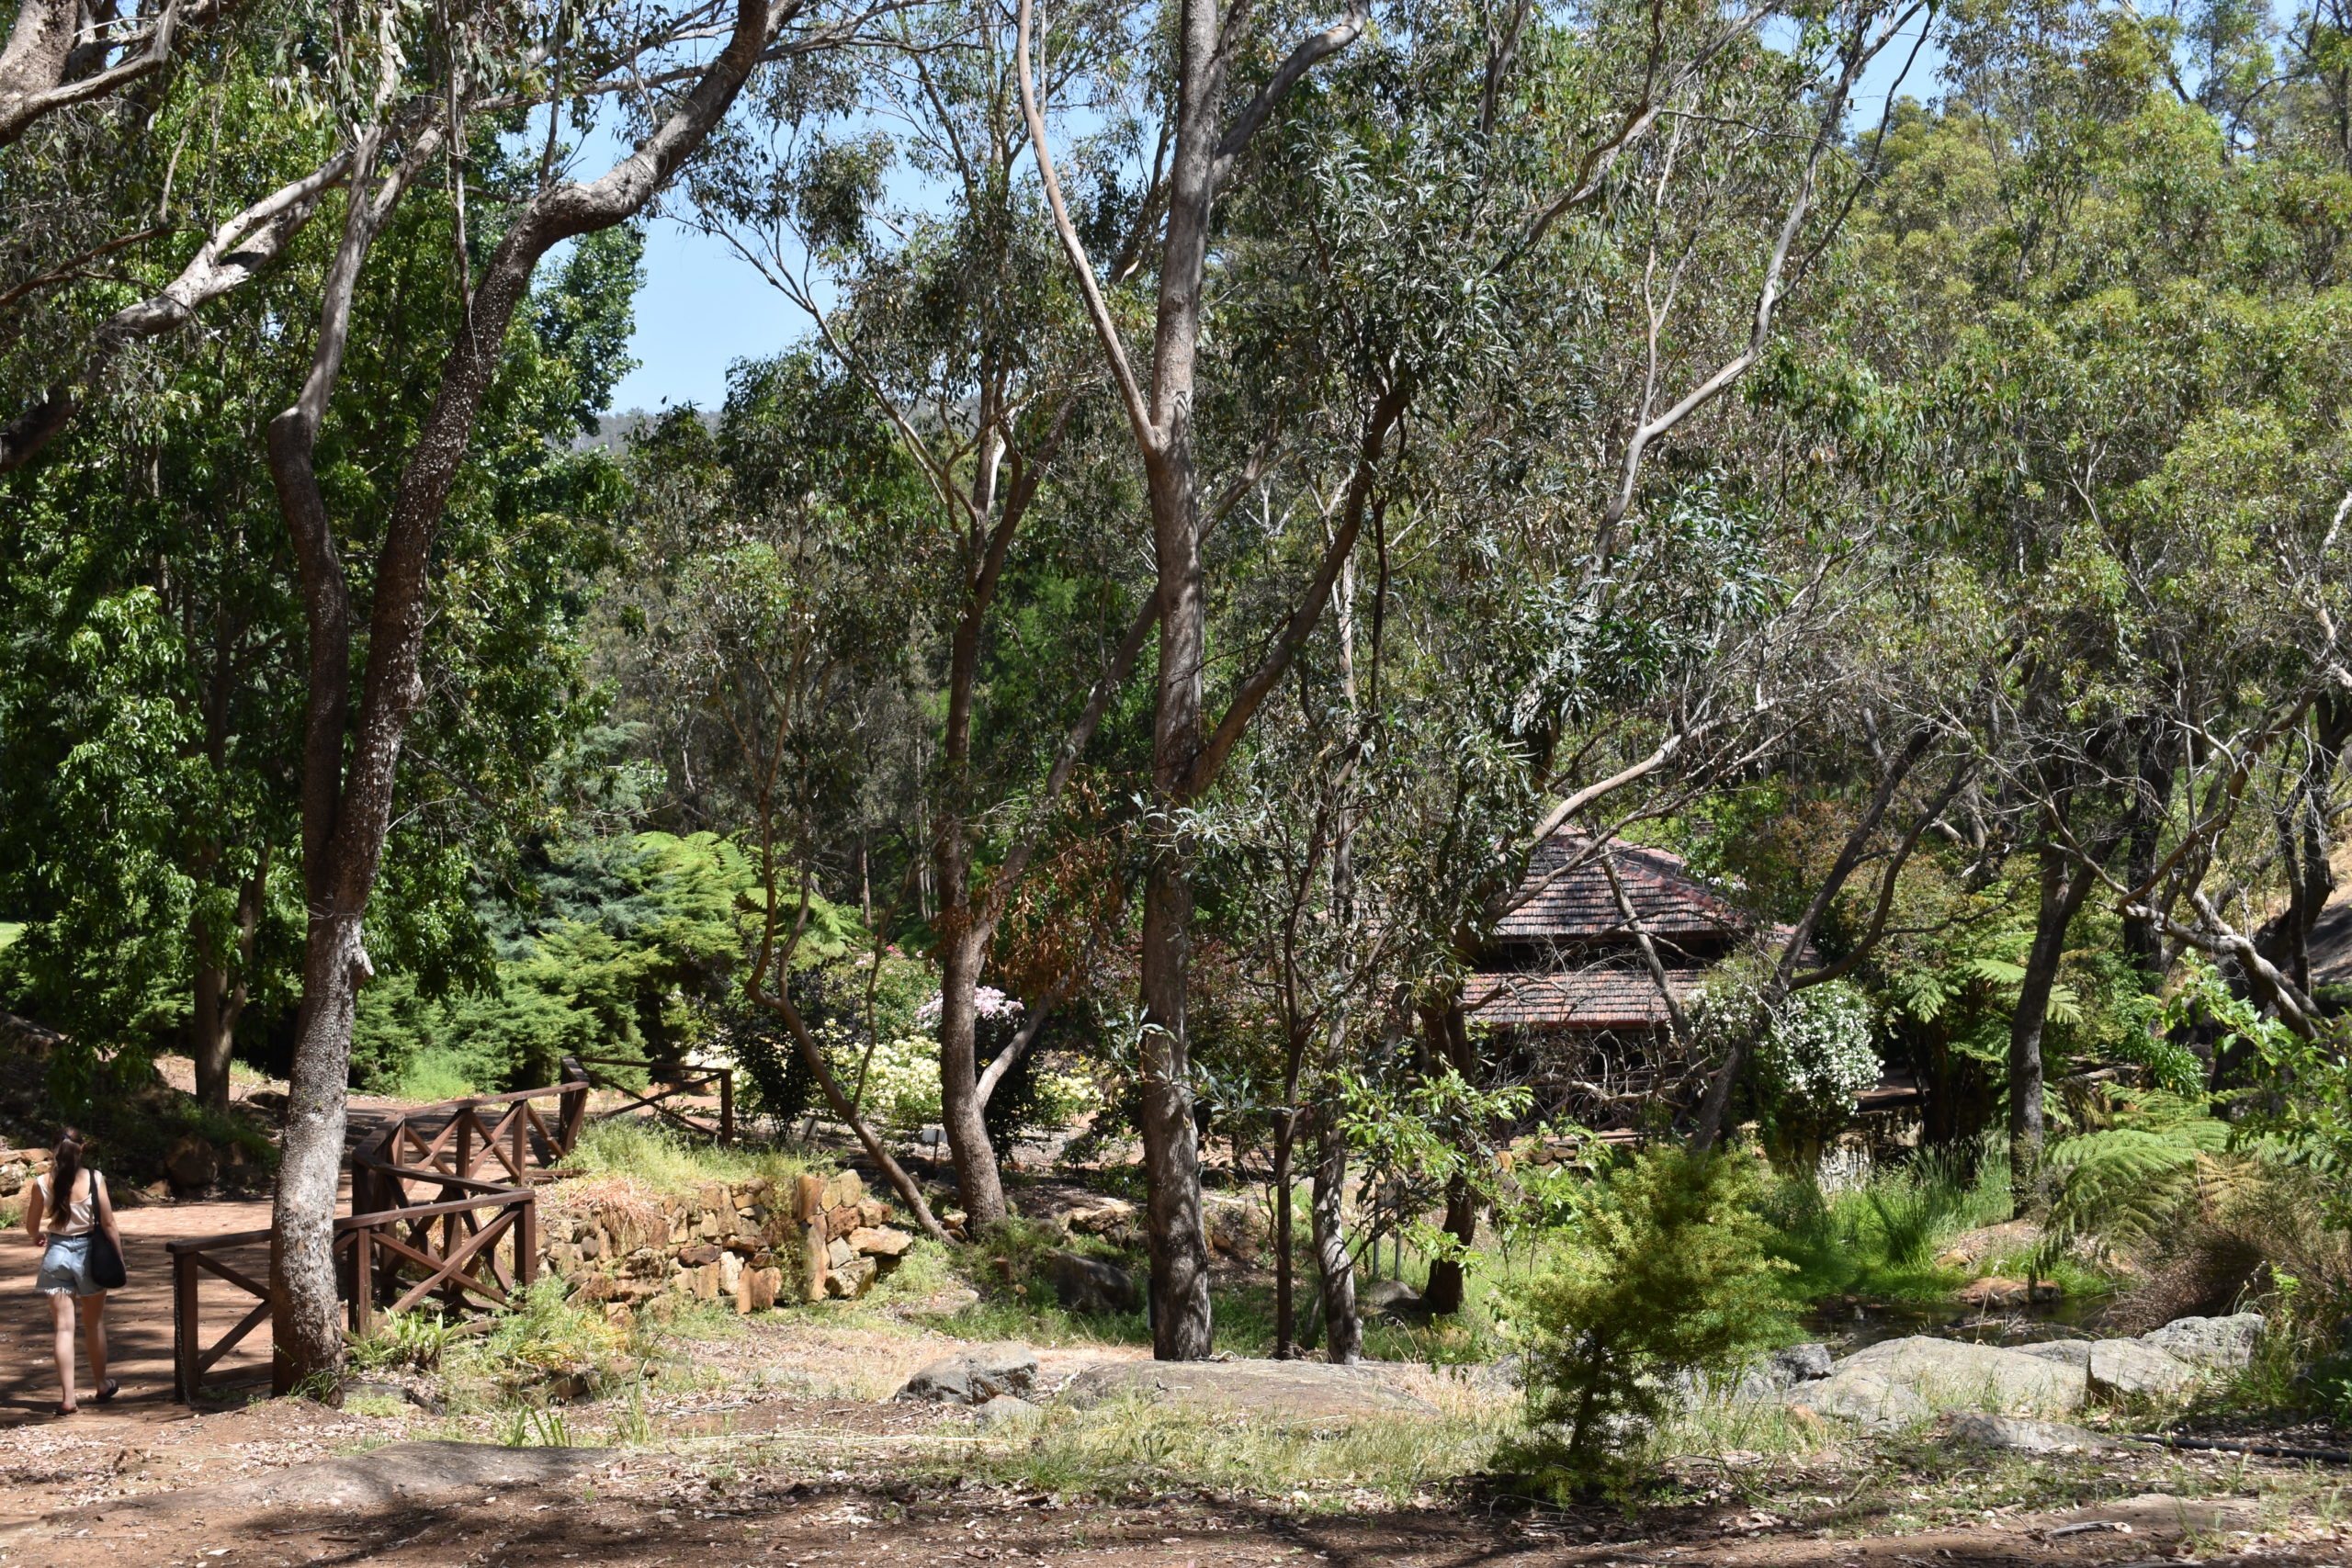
[1499,1147,1794,1497]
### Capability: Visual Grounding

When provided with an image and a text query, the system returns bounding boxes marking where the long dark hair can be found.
[51,1129,85,1213]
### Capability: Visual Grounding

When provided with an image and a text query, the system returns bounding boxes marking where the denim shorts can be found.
[36,1233,102,1297]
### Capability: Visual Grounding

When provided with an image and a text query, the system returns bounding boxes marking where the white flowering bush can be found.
[856,988,1101,1136]
[1755,981,1881,1117]
[859,1032,946,1131]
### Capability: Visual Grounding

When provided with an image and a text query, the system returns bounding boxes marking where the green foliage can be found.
[348,1309,455,1374]
[350,832,785,1093]
[1501,1149,1794,1495]
[1758,1145,2013,1303]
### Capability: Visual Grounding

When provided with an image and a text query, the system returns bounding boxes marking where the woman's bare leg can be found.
[49,1292,78,1408]
[82,1293,108,1390]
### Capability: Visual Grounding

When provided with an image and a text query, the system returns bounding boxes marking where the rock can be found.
[1955,1277,2062,1307]
[827,1255,879,1299]
[164,1134,219,1193]
[1046,1250,1138,1314]
[898,1342,1039,1405]
[735,1267,782,1313]
[1064,1197,1137,1239]
[1788,1371,1932,1431]
[826,1204,863,1239]
[974,1394,1041,1428]
[23,1442,611,1521]
[1360,1279,1428,1321]
[820,1169,865,1211]
[2089,1338,2201,1403]
[1808,1336,2086,1421]
[1771,1343,1834,1382]
[2015,1340,2095,1368]
[243,1088,290,1116]
[850,1226,912,1258]
[857,1197,889,1227]
[2139,1314,2264,1372]
[1058,1359,1434,1419]
[1200,1195,1261,1258]
[826,1236,854,1269]
[679,1243,721,1266]
[1950,1413,2116,1453]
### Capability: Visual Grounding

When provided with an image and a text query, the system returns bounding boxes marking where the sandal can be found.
[95,1380,119,1404]
[52,1403,75,1417]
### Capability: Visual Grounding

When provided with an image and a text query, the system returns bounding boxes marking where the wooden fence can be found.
[169,1051,729,1401]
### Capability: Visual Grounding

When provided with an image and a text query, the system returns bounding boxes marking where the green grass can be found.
[922,1389,1515,1508]
[1758,1145,2016,1303]
[558,1116,819,1193]
[390,1045,480,1102]
[0,922,20,954]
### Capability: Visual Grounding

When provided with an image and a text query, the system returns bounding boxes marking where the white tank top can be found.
[37,1169,96,1237]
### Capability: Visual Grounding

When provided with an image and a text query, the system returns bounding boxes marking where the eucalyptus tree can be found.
[682,0,1161,1227]
[0,206,636,1112]
[260,0,905,1384]
[1007,0,1928,1354]
[1849,0,2352,1195]
[618,361,956,1240]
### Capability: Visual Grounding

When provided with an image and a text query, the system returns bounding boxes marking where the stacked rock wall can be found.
[539,1168,914,1314]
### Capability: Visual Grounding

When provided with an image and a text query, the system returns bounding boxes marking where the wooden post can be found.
[512,1105,526,1179]
[559,1056,589,1155]
[516,1193,538,1291]
[174,1249,198,1403]
[718,1068,735,1146]
[351,1226,374,1337]
[455,1108,475,1185]
[795,1172,829,1303]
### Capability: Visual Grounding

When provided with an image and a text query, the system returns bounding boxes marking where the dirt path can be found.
[0,1193,284,1422]
[0,1442,2336,1568]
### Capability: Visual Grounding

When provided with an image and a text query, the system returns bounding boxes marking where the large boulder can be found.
[1801,1336,2086,1427]
[2015,1340,2094,1368]
[1359,1279,1429,1321]
[1787,1369,1931,1431]
[2088,1338,2200,1403]
[1046,1250,1139,1315]
[2139,1314,2264,1373]
[896,1342,1039,1405]
[1058,1359,1434,1419]
[1771,1343,1835,1382]
[1950,1413,2117,1453]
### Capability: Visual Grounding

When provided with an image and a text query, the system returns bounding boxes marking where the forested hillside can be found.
[2,0,2350,1444]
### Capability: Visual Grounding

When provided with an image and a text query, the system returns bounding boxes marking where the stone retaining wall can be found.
[540,1168,913,1314]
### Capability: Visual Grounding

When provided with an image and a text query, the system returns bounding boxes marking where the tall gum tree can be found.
[261,0,864,1384]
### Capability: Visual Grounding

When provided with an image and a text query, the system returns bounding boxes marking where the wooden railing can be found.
[169,1051,719,1401]
[572,1054,733,1145]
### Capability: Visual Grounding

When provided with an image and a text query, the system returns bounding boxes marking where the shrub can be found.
[1501,1147,1794,1497]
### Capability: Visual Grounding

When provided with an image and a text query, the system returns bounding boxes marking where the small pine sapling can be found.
[1502,1147,1794,1495]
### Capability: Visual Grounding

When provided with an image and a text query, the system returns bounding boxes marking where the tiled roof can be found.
[1464,966,1705,1030]
[1490,834,1741,942]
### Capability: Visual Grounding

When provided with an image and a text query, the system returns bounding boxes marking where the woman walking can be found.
[22,1130,123,1414]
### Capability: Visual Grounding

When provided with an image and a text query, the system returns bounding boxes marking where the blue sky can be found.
[600,12,1946,415]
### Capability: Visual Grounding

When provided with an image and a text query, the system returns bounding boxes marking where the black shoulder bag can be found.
[85,1173,128,1291]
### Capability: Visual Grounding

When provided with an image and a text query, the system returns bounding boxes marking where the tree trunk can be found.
[934,927,1006,1226]
[1312,1105,1360,1364]
[1139,847,1212,1359]
[1272,1103,1298,1358]
[1421,1002,1477,1314]
[273,908,366,1389]
[265,0,797,1387]
[2008,836,2094,1213]
[188,863,262,1114]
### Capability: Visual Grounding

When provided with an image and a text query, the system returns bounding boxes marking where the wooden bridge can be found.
[166,1054,733,1401]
